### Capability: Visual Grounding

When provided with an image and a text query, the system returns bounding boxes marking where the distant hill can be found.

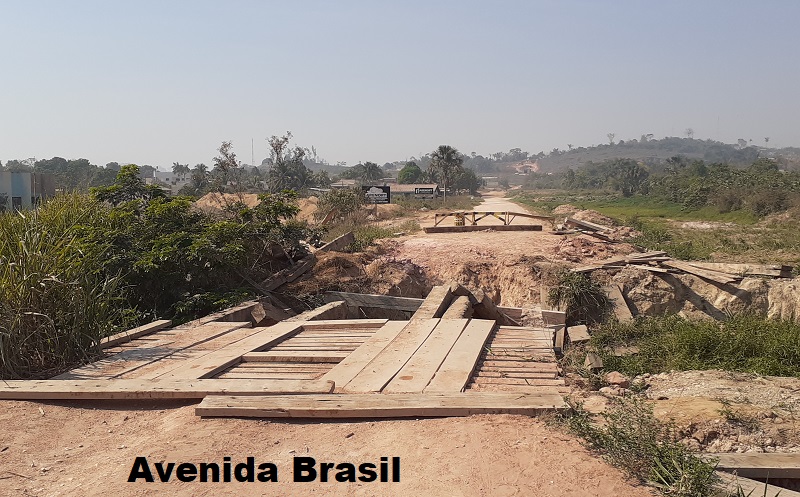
[536,137,762,172]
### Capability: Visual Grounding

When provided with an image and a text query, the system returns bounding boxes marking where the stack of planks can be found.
[574,251,793,286]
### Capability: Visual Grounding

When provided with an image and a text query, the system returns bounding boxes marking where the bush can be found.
[0,194,134,379]
[562,396,717,497]
[547,270,611,325]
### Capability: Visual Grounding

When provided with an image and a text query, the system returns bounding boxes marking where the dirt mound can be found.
[551,236,624,263]
[296,197,318,222]
[552,204,580,216]
[572,209,616,227]
[193,192,261,216]
[286,250,431,299]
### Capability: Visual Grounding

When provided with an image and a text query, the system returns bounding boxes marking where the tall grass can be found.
[591,315,800,378]
[0,194,133,379]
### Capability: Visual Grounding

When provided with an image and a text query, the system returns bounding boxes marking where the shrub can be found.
[547,270,611,325]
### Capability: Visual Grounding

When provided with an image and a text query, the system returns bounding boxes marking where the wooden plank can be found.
[323,292,423,313]
[424,319,495,393]
[321,321,408,389]
[99,320,172,349]
[475,371,557,380]
[300,319,388,329]
[412,286,453,320]
[162,322,304,380]
[541,310,566,326]
[710,453,800,479]
[423,225,543,233]
[216,371,321,380]
[441,296,474,319]
[316,232,355,253]
[686,262,790,278]
[662,260,739,285]
[567,325,590,344]
[714,471,800,497]
[0,379,335,400]
[565,217,611,232]
[605,284,633,322]
[261,254,316,291]
[195,392,567,418]
[242,351,347,363]
[554,325,565,353]
[472,377,564,386]
[383,319,469,393]
[584,351,603,369]
[286,301,348,322]
[342,319,440,393]
[57,322,253,380]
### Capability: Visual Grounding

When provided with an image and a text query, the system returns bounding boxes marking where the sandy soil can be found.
[0,401,655,497]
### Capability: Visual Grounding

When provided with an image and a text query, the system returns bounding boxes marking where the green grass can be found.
[590,315,800,378]
[512,191,759,224]
[560,396,717,497]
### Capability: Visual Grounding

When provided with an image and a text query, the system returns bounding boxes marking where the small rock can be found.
[599,386,622,397]
[117,445,126,449]
[604,371,631,389]
[345,433,354,439]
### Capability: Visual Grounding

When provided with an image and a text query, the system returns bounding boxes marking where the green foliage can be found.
[0,194,134,379]
[316,188,365,221]
[591,315,800,378]
[397,162,423,184]
[562,397,717,497]
[338,162,384,183]
[428,145,465,201]
[547,270,611,325]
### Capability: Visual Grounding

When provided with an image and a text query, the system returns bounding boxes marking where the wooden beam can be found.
[441,296,474,319]
[541,310,567,327]
[0,379,335,400]
[261,254,316,291]
[286,301,348,322]
[714,471,800,497]
[564,217,611,232]
[195,392,567,418]
[710,453,800,479]
[424,319,495,393]
[423,225,542,234]
[383,319,469,393]
[662,260,739,285]
[412,286,454,320]
[686,262,791,278]
[321,321,408,390]
[473,289,520,326]
[99,320,172,349]
[323,291,423,312]
[605,284,633,322]
[316,232,354,253]
[342,319,440,393]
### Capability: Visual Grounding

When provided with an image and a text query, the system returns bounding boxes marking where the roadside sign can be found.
[362,185,391,204]
[414,187,435,195]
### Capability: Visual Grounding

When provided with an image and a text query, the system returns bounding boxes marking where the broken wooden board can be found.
[441,296,474,319]
[261,254,316,291]
[662,260,739,285]
[605,284,633,322]
[473,289,520,326]
[710,452,800,479]
[541,310,567,327]
[316,232,354,253]
[685,262,792,278]
[0,379,335,400]
[383,319,469,393]
[195,392,567,418]
[566,325,590,344]
[99,320,172,349]
[564,217,611,232]
[424,319,495,393]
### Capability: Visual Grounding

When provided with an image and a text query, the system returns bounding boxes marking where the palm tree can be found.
[428,145,464,203]
[360,162,383,183]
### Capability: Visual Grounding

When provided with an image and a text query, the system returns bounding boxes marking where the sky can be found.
[1,0,799,170]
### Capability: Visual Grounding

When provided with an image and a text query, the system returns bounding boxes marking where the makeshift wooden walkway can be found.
[0,284,566,419]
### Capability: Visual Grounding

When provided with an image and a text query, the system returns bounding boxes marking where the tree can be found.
[266,132,312,192]
[105,162,121,172]
[607,133,615,145]
[4,159,32,172]
[428,145,464,203]
[91,164,166,206]
[211,141,240,192]
[452,168,482,194]
[360,162,383,183]
[685,128,695,139]
[172,162,190,180]
[765,137,770,147]
[398,162,423,184]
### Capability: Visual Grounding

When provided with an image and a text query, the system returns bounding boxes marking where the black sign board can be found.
[414,187,435,195]
[362,185,391,204]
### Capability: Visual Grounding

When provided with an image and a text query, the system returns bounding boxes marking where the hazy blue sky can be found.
[2,1,799,169]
